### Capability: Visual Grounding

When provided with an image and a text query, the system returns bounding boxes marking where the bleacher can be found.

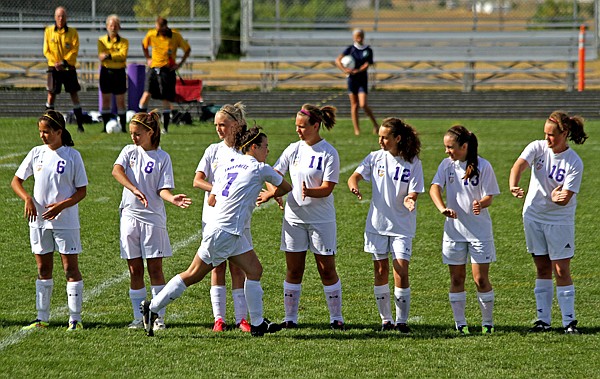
[241,24,598,92]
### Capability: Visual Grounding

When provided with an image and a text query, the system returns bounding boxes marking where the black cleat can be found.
[529,320,551,333]
[381,321,395,331]
[395,323,411,334]
[251,318,282,337]
[330,320,345,331]
[279,320,298,329]
[140,300,158,337]
[564,320,580,335]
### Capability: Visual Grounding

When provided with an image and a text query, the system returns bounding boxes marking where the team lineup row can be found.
[10,102,588,337]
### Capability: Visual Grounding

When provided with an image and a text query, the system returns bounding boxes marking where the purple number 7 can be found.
[222,172,239,197]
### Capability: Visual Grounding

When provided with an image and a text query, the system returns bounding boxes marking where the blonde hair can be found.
[106,14,121,28]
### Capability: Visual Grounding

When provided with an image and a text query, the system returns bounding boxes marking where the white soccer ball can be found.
[106,119,121,134]
[126,110,136,123]
[341,55,355,70]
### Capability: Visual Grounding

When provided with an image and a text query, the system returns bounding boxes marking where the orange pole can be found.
[578,24,585,92]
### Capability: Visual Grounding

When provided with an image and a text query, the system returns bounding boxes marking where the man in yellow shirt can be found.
[43,6,86,132]
[98,14,129,133]
[139,17,191,133]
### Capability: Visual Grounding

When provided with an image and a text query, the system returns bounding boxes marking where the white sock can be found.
[394,287,411,324]
[477,290,495,326]
[534,279,553,324]
[129,287,147,321]
[66,281,83,323]
[244,280,264,327]
[232,288,248,324]
[323,280,343,323]
[210,285,226,321]
[283,281,302,323]
[151,285,166,318]
[150,275,186,313]
[557,284,576,327]
[374,285,392,323]
[449,291,467,328]
[36,279,53,322]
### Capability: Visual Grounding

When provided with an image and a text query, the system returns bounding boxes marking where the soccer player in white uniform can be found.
[112,111,191,331]
[430,125,500,335]
[348,118,424,333]
[141,126,292,337]
[265,104,345,330]
[11,110,87,331]
[509,111,588,334]
[194,103,251,333]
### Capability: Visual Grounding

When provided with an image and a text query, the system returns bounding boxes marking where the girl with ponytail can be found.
[112,110,192,332]
[429,125,500,335]
[509,110,588,334]
[11,110,88,331]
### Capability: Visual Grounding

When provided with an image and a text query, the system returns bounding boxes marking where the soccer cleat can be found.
[279,320,298,329]
[381,321,395,331]
[236,319,251,333]
[153,318,166,331]
[330,320,345,331]
[457,325,470,335]
[212,318,226,332]
[395,323,411,334]
[564,320,580,335]
[66,320,83,331]
[140,300,158,337]
[22,319,49,330]
[128,319,144,329]
[482,325,495,334]
[250,318,282,337]
[528,320,551,333]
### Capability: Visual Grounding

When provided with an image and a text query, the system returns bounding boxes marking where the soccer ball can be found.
[126,110,136,123]
[106,119,121,134]
[341,55,355,70]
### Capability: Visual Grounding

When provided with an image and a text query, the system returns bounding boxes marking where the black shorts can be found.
[99,66,127,95]
[347,73,369,95]
[144,67,176,102]
[46,66,81,94]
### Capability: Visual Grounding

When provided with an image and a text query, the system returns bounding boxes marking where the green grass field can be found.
[1,116,599,378]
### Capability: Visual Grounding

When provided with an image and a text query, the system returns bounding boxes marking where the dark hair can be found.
[130,110,161,148]
[39,110,74,147]
[238,126,266,154]
[380,117,421,163]
[298,104,336,130]
[446,125,479,180]
[156,17,168,27]
[548,110,588,145]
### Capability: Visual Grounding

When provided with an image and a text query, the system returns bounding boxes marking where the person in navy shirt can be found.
[335,29,378,136]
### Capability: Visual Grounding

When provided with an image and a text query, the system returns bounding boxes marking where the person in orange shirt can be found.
[138,17,191,133]
[98,14,129,133]
[43,6,86,133]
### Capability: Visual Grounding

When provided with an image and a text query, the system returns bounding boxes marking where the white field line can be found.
[0,229,202,352]
[0,152,28,162]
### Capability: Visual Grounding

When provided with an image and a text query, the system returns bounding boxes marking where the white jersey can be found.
[115,145,174,227]
[432,156,499,242]
[355,149,424,237]
[15,145,88,229]
[211,154,283,235]
[520,140,583,225]
[274,139,339,224]
[195,141,241,225]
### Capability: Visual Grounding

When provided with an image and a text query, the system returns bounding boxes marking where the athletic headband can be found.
[549,117,560,124]
[220,108,238,122]
[43,112,64,129]
[132,117,153,130]
[240,133,261,150]
[299,109,321,123]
